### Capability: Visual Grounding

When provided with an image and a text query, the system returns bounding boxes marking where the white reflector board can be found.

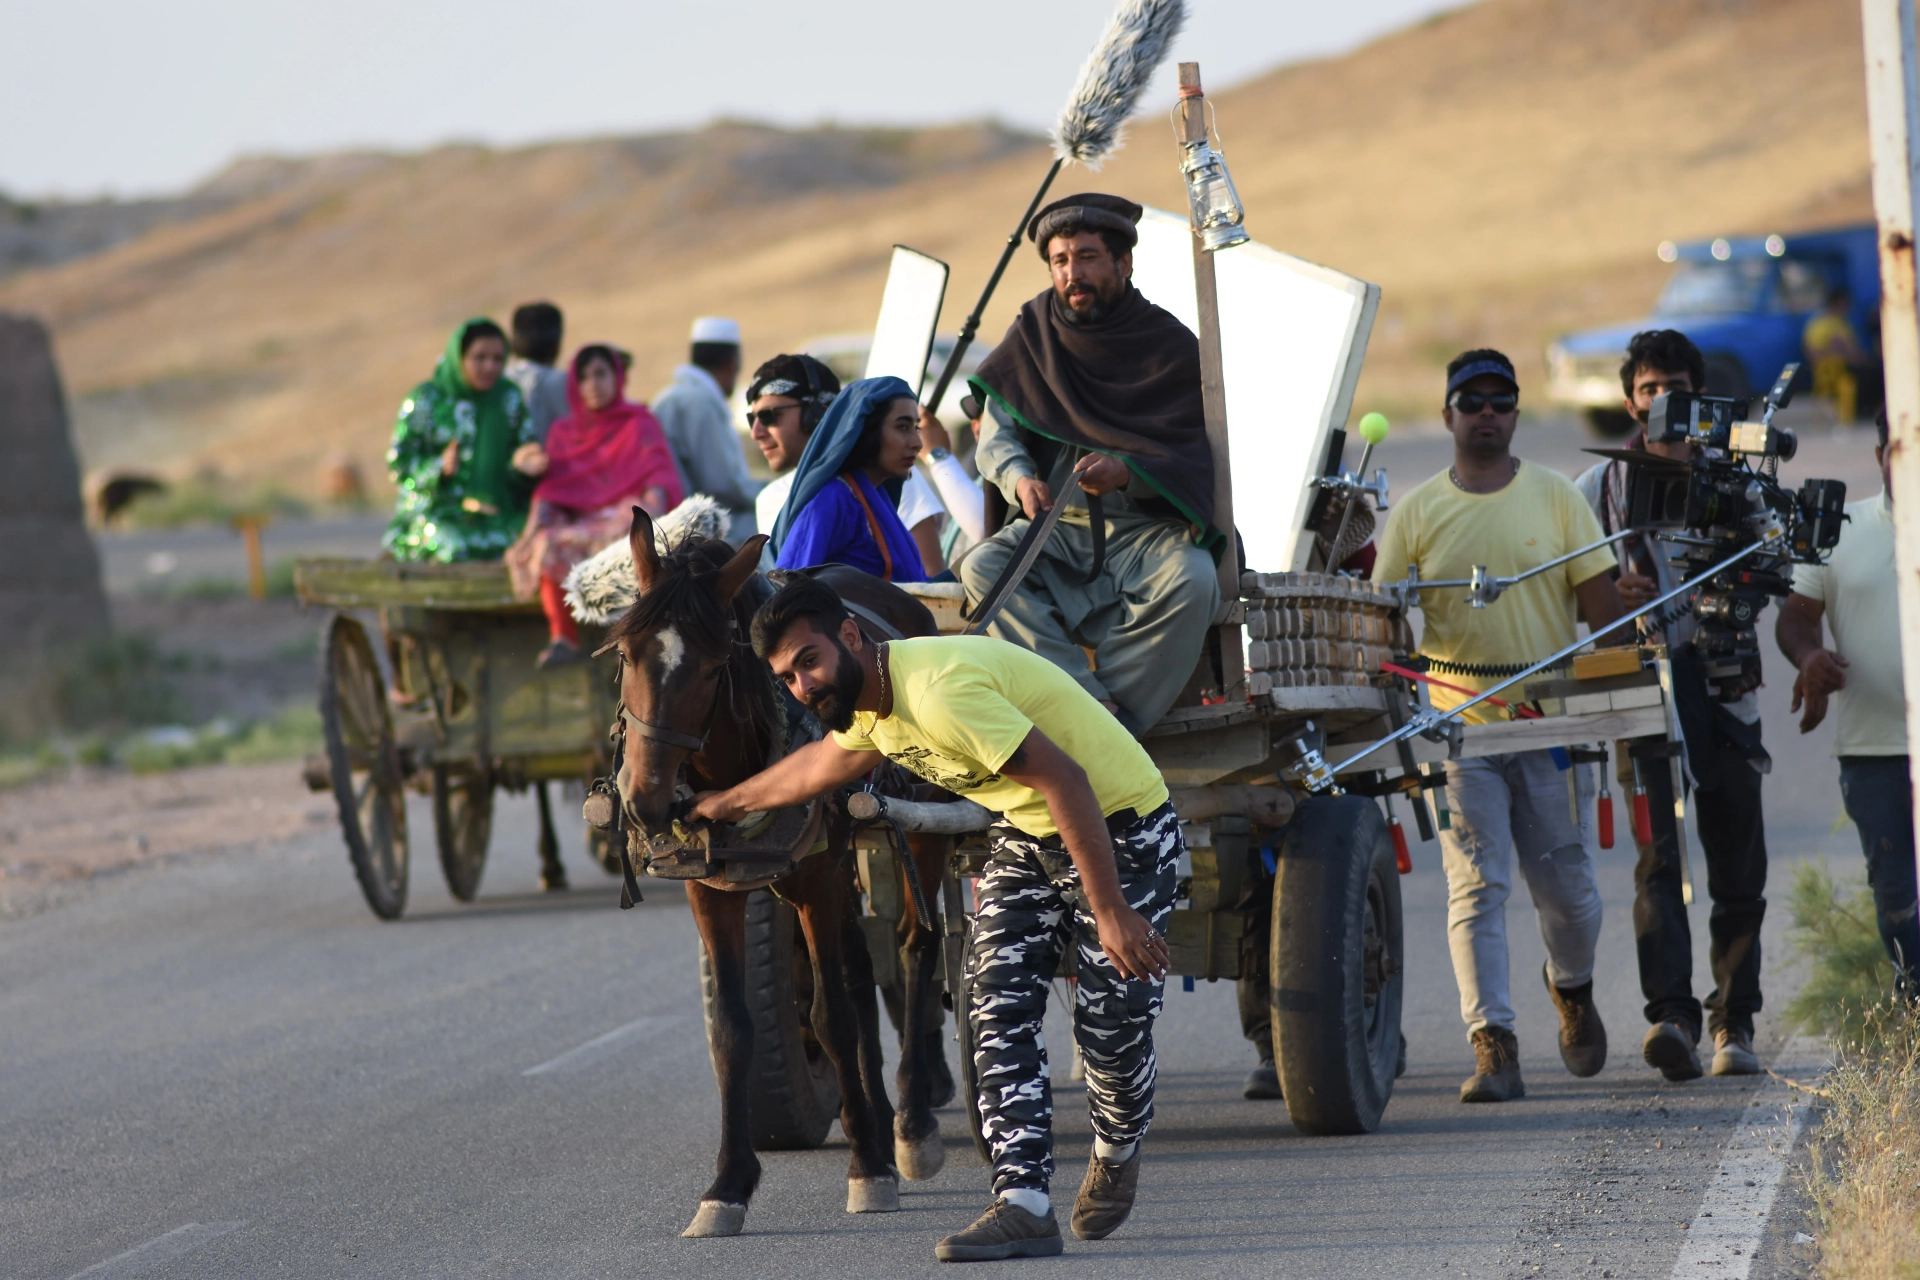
[1128,208,1379,572]
[864,246,950,394]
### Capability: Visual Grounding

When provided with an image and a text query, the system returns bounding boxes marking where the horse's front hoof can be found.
[846,1175,900,1213]
[682,1200,747,1237]
[895,1126,946,1181]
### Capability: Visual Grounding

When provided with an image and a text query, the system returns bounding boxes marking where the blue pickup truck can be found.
[1546,224,1882,435]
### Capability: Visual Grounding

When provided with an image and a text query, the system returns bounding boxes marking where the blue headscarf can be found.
[770,375,916,556]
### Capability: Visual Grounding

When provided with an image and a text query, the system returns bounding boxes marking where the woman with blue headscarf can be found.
[771,375,929,582]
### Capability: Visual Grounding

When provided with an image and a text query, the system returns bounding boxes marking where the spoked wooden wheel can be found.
[432,764,493,902]
[320,614,410,920]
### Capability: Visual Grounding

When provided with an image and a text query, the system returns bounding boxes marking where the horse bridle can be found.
[621,706,709,753]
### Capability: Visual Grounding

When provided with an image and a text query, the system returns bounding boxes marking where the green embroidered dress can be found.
[383,319,535,562]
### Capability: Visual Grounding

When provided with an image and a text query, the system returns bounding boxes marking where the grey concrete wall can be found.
[0,311,109,659]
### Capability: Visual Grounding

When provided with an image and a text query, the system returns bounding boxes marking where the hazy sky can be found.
[2,1,1461,198]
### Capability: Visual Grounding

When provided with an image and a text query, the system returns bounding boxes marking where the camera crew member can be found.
[1374,349,1627,1104]
[1573,329,1769,1081]
[1776,412,1919,994]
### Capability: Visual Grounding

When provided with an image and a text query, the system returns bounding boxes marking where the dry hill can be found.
[0,0,1873,496]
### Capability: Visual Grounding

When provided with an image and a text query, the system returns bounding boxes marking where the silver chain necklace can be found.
[1448,457,1519,492]
[875,642,891,716]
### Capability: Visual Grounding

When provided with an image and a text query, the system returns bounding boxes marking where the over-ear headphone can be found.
[792,354,837,435]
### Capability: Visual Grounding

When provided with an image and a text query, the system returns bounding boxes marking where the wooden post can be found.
[1860,0,1920,891]
[1177,62,1246,701]
[233,515,267,599]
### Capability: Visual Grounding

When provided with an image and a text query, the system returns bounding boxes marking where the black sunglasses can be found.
[1450,391,1518,414]
[746,405,798,428]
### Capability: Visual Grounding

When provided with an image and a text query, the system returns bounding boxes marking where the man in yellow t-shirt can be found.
[1803,287,1868,425]
[1372,348,1627,1106]
[690,576,1183,1262]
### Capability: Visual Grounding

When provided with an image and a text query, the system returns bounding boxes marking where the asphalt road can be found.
[8,428,1875,1278]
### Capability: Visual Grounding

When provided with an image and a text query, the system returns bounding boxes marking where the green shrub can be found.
[52,635,189,732]
[117,477,310,530]
[221,705,322,764]
[1786,859,1902,1045]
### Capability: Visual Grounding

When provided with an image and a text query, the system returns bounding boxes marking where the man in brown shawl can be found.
[963,193,1220,736]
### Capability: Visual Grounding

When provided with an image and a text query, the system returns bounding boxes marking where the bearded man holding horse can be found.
[691,575,1185,1262]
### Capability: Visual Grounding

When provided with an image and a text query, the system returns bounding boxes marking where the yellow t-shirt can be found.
[831,635,1169,838]
[1804,312,1859,361]
[1372,461,1616,725]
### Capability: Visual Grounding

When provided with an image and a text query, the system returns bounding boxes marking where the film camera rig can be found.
[1609,361,1848,687]
[1290,362,1848,793]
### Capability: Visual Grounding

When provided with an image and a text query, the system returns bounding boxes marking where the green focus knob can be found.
[1358,412,1390,445]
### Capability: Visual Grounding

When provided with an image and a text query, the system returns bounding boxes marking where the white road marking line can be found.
[68,1221,244,1279]
[1669,1035,1828,1278]
[523,1014,680,1077]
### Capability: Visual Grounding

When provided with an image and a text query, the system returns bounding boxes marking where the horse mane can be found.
[606,536,782,764]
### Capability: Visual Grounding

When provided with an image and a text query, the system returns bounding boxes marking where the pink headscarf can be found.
[535,347,685,513]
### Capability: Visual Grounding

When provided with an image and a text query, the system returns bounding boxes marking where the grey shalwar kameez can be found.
[962,404,1216,731]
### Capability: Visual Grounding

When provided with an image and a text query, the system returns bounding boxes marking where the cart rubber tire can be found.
[700,889,841,1151]
[320,614,410,920]
[1271,794,1404,1136]
[954,945,991,1163]
[432,765,493,902]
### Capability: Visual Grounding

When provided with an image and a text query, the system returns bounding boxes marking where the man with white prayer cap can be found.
[652,315,762,539]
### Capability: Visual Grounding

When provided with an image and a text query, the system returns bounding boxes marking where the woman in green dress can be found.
[384,317,546,561]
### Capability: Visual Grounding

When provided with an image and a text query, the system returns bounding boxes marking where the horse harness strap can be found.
[621,706,709,753]
[842,600,906,643]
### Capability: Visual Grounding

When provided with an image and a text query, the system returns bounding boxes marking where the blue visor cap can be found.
[1446,359,1519,398]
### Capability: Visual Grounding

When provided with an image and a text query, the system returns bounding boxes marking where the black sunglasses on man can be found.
[1449,391,1518,415]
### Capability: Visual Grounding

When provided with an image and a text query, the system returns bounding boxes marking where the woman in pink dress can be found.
[507,344,684,665]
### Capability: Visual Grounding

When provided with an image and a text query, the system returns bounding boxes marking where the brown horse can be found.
[605,508,950,1238]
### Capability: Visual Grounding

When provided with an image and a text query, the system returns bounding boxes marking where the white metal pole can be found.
[1860,0,1920,890]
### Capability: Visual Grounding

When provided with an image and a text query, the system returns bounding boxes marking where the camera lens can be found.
[1774,428,1797,462]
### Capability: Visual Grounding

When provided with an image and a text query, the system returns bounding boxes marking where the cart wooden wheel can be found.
[700,889,841,1150]
[432,764,493,902]
[320,613,410,920]
[1270,794,1404,1135]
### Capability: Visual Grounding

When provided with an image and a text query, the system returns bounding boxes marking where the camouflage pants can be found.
[968,802,1183,1199]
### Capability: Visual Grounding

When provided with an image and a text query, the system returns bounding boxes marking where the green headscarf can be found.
[431,317,521,515]
[383,316,532,562]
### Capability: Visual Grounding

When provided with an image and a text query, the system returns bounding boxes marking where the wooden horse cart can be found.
[293,558,622,919]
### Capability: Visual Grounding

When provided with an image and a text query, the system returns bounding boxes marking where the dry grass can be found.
[1807,1001,1920,1280]
[1787,861,1920,1278]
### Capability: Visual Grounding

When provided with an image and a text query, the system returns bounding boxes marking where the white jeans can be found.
[1439,749,1602,1037]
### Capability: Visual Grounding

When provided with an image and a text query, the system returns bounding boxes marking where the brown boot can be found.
[1460,1026,1525,1102]
[1071,1147,1142,1240]
[1543,964,1608,1078]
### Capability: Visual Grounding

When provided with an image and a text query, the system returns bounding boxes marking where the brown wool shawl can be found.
[970,285,1216,545]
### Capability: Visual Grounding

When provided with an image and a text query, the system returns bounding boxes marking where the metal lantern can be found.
[1180,139,1249,252]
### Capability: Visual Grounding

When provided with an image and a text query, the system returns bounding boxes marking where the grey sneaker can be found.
[1461,1026,1526,1102]
[935,1200,1064,1262]
[1642,1020,1704,1081]
[1711,1026,1762,1076]
[1543,964,1608,1078]
[1071,1149,1142,1240]
[1243,1057,1283,1100]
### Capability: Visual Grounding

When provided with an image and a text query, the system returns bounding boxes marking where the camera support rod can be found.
[1383,526,1640,611]
[1296,535,1775,790]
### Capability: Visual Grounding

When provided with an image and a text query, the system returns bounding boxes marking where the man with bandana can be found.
[963,193,1220,737]
[691,575,1186,1261]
